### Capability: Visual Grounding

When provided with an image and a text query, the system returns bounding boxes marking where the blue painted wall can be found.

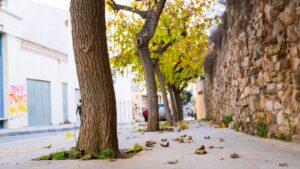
[62,83,68,123]
[0,33,4,128]
[27,79,51,127]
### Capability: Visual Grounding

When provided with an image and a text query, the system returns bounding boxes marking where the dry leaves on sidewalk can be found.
[195,145,207,155]
[230,153,239,159]
[160,139,169,147]
[167,160,178,164]
[43,144,52,149]
[145,140,156,147]
[173,135,193,143]
[204,136,211,139]
[208,146,223,149]
[279,162,288,167]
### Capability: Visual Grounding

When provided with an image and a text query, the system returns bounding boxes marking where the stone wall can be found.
[204,0,300,141]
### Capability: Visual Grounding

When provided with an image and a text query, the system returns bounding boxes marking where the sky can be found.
[30,0,126,11]
[31,0,70,10]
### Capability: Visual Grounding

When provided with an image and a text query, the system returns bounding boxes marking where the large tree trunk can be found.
[154,64,172,125]
[167,84,178,122]
[70,0,119,155]
[138,46,159,131]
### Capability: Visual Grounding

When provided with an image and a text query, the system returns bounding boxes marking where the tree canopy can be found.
[106,0,214,89]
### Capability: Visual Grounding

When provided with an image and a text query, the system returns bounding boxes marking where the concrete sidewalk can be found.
[0,121,300,169]
[0,124,80,136]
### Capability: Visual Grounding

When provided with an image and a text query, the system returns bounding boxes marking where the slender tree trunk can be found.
[167,84,178,122]
[172,85,183,121]
[154,64,172,125]
[70,0,119,155]
[108,0,167,131]
[138,46,159,131]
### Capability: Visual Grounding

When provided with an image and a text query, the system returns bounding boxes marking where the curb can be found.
[0,126,80,137]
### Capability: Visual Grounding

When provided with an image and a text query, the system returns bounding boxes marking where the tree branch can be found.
[173,59,182,72]
[154,0,167,17]
[108,0,148,19]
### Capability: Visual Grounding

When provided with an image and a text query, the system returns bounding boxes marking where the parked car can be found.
[158,104,166,121]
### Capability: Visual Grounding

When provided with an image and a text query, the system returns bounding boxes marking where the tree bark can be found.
[70,0,119,155]
[172,85,183,121]
[135,2,167,131]
[138,46,159,131]
[109,0,167,131]
[154,63,172,125]
[167,84,178,122]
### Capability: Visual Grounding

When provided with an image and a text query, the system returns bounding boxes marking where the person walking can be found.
[76,99,82,117]
[142,108,149,122]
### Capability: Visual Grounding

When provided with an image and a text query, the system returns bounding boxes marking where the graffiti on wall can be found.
[9,86,28,119]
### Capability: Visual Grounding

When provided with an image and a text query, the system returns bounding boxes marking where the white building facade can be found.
[0,0,132,129]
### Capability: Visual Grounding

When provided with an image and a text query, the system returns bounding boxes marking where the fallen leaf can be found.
[65,133,74,138]
[160,141,169,147]
[81,154,92,160]
[43,144,52,149]
[220,138,225,142]
[195,145,207,155]
[145,140,156,147]
[279,162,288,167]
[230,153,239,159]
[126,143,144,153]
[161,138,168,142]
[204,136,211,139]
[110,158,117,162]
[218,123,227,128]
[168,160,178,164]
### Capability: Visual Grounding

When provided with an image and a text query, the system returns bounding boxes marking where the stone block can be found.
[297,7,300,15]
[243,57,250,67]
[294,91,300,103]
[266,100,274,111]
[267,83,276,91]
[292,58,300,71]
[272,20,285,35]
[251,87,260,95]
[279,5,296,26]
[278,90,284,97]
[294,70,300,85]
[275,62,281,71]
[295,23,300,38]
[260,95,266,109]
[263,72,271,83]
[291,134,300,143]
[267,44,281,55]
[287,26,298,42]
[243,87,251,97]
[257,71,264,85]
[276,83,284,90]
[271,55,278,63]
[274,101,282,110]
[290,46,298,58]
[281,59,291,69]
[275,73,284,82]
[265,111,272,125]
